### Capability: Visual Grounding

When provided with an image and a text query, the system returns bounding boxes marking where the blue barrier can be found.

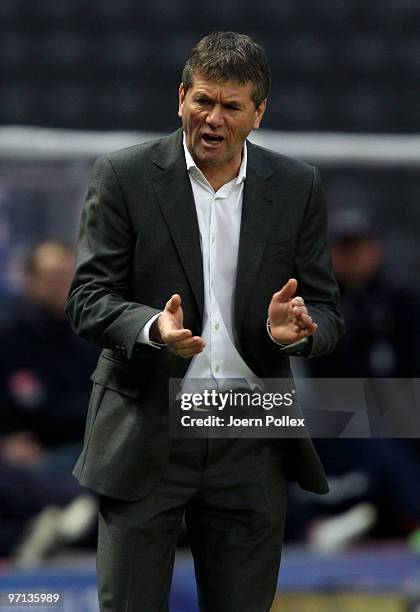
[1,546,419,612]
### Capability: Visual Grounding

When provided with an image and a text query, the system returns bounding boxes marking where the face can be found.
[26,245,75,315]
[178,73,266,176]
[332,238,383,286]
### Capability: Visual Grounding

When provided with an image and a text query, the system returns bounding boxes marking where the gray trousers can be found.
[97,438,287,612]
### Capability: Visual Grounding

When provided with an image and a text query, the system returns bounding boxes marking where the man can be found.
[66,32,344,612]
[306,209,420,546]
[0,241,98,564]
[311,208,420,378]
[0,240,98,468]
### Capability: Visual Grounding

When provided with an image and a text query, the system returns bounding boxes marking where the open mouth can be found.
[202,134,224,144]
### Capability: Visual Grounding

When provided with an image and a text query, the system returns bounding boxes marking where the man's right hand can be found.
[150,294,206,359]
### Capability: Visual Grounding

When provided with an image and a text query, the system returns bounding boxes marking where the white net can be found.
[0,126,419,297]
[1,126,420,167]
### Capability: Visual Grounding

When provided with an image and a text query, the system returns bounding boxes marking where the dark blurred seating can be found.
[1,0,420,132]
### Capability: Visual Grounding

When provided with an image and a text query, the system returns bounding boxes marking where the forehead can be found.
[33,247,74,273]
[186,73,255,101]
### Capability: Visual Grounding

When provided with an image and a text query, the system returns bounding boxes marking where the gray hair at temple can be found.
[181,31,271,108]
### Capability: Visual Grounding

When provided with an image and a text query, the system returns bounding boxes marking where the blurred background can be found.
[1,1,420,610]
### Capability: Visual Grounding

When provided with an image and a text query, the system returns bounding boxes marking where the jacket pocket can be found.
[90,354,140,398]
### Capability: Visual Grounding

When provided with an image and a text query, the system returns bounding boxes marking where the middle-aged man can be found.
[66,32,344,612]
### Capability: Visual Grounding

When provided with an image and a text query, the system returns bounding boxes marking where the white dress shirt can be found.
[140,136,261,390]
[181,137,262,391]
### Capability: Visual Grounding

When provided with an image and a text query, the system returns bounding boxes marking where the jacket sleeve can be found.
[294,167,345,357]
[65,155,161,359]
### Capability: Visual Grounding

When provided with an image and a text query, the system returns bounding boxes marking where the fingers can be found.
[165,293,181,313]
[160,293,205,358]
[268,284,318,343]
[272,278,298,303]
[294,321,318,338]
[168,335,206,359]
[161,326,206,359]
[289,296,317,336]
[293,313,317,332]
[292,300,315,327]
[291,296,304,307]
[163,328,192,344]
[292,304,318,335]
[291,300,309,329]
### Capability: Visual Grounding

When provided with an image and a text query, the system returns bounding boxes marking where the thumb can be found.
[165,293,181,313]
[275,278,298,302]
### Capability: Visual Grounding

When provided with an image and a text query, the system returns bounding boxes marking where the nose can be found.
[206,104,224,128]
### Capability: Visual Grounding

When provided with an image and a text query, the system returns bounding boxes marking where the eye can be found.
[196,98,211,106]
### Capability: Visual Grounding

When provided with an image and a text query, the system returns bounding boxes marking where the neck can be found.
[198,152,242,192]
[201,167,238,192]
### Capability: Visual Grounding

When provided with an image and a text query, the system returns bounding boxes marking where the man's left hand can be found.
[268,278,317,344]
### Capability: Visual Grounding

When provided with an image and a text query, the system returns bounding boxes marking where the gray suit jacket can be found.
[66,128,344,500]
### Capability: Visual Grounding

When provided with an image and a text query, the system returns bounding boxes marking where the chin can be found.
[200,155,224,167]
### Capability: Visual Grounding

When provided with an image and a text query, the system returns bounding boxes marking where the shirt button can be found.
[215,323,219,330]
[215,365,220,373]
[211,236,215,244]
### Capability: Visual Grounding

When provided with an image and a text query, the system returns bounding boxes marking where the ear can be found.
[178,83,186,118]
[253,99,267,130]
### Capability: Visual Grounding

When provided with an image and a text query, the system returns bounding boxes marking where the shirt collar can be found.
[183,133,247,187]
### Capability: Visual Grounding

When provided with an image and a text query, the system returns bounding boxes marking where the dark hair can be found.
[182,31,271,107]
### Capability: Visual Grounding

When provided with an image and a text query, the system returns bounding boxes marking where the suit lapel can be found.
[150,132,279,329]
[234,141,275,334]
[151,130,204,319]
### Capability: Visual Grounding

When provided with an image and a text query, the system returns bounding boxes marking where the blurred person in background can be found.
[0,240,99,474]
[66,31,343,612]
[0,240,99,565]
[289,209,420,549]
[313,208,420,379]
[0,458,96,566]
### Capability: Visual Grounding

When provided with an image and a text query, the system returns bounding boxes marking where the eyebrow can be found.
[194,92,244,108]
